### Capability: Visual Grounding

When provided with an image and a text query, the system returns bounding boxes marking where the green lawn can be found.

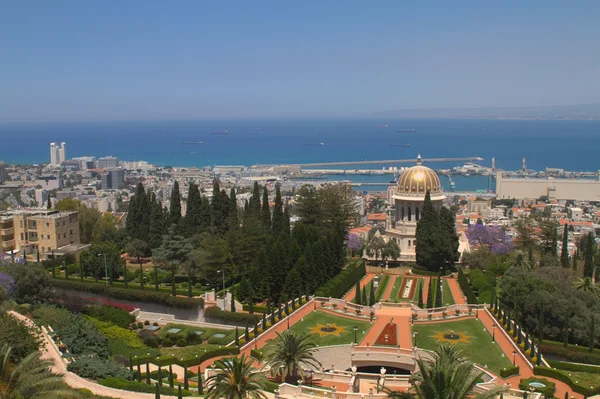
[158,323,234,343]
[412,319,513,375]
[441,280,455,306]
[560,370,600,387]
[266,310,372,348]
[412,279,424,302]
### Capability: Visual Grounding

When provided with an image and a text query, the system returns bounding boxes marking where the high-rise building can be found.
[96,156,120,169]
[49,142,67,166]
[0,161,5,185]
[100,168,125,190]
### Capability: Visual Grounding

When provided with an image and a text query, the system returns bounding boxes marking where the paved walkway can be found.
[381,275,397,301]
[477,309,582,399]
[344,273,376,302]
[9,311,179,399]
[359,307,412,349]
[421,277,431,304]
[446,277,466,305]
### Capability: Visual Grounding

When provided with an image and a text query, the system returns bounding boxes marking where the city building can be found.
[495,172,600,201]
[96,156,119,169]
[386,154,445,261]
[61,160,80,171]
[49,142,67,166]
[100,169,125,190]
[120,160,155,171]
[72,156,96,170]
[468,197,492,214]
[35,175,61,190]
[0,161,4,184]
[34,189,48,207]
[0,209,86,258]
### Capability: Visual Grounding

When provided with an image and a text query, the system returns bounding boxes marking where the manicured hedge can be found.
[411,268,452,276]
[519,377,555,398]
[50,279,203,309]
[540,342,600,365]
[533,366,600,397]
[250,348,264,361]
[500,365,520,378]
[136,346,239,368]
[548,360,600,374]
[457,268,478,304]
[315,261,366,298]
[374,275,390,303]
[204,306,261,325]
[242,304,268,314]
[101,377,192,396]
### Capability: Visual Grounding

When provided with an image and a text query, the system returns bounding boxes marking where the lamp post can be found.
[97,253,108,286]
[413,331,419,347]
[353,326,358,344]
[476,305,479,319]
[492,324,496,342]
[512,350,517,365]
[217,270,225,297]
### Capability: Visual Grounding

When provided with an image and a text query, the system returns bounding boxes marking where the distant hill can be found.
[374,104,600,120]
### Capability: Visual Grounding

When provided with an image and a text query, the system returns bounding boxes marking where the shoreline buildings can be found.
[495,172,600,201]
[50,142,67,166]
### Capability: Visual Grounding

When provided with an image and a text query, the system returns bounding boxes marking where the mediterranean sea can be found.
[0,118,598,191]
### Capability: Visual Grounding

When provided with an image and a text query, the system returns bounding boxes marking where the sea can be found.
[0,118,599,192]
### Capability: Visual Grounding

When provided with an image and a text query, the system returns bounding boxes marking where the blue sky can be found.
[1,1,599,121]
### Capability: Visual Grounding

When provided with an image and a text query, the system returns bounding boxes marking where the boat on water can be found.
[304,142,325,146]
[211,130,228,135]
[378,124,388,128]
[182,141,204,145]
[389,144,411,147]
[397,129,416,132]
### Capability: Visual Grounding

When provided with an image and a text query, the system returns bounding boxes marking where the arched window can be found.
[415,207,420,221]
[408,206,412,222]
[408,240,412,247]
[401,205,405,220]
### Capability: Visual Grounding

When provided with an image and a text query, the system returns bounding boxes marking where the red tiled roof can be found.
[367,213,387,221]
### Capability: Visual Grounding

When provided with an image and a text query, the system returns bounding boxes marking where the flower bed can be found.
[374,322,397,346]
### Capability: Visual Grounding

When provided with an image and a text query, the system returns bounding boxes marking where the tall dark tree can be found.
[248,182,261,216]
[271,185,285,235]
[228,188,239,230]
[261,187,271,229]
[417,282,424,308]
[198,195,212,232]
[125,238,150,289]
[415,191,444,271]
[295,185,321,226]
[355,280,361,305]
[282,208,291,236]
[369,280,375,306]
[152,226,192,296]
[583,233,595,278]
[440,206,460,271]
[434,276,443,307]
[126,182,151,241]
[426,278,434,308]
[182,182,202,237]
[169,181,182,227]
[148,193,165,248]
[560,224,570,268]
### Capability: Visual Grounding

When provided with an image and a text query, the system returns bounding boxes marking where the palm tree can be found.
[264,330,321,382]
[572,277,600,297]
[205,354,268,399]
[0,344,80,399]
[508,250,532,271]
[385,345,506,399]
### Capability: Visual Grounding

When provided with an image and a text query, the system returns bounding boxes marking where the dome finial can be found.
[416,153,422,165]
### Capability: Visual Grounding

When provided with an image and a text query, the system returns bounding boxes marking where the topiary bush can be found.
[68,356,133,380]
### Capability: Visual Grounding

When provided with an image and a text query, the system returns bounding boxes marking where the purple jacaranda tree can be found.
[466,224,513,255]
[347,234,363,256]
[0,272,15,299]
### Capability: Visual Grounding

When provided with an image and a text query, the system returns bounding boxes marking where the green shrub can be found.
[204,306,261,325]
[242,304,268,313]
[207,335,231,345]
[0,313,41,362]
[500,365,520,378]
[250,348,264,361]
[315,261,366,298]
[50,279,203,309]
[144,320,150,326]
[533,366,600,397]
[541,342,600,365]
[457,268,478,304]
[411,268,453,276]
[100,378,191,396]
[177,338,187,347]
[162,337,173,347]
[519,377,555,398]
[547,360,600,374]
[374,275,390,302]
[68,356,132,380]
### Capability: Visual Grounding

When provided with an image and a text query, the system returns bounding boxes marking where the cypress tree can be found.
[245,324,249,340]
[198,195,211,232]
[178,385,183,399]
[235,326,239,346]
[169,365,174,388]
[149,194,164,248]
[434,276,442,307]
[183,367,189,390]
[560,224,570,268]
[261,187,271,229]
[355,280,361,305]
[272,185,285,235]
[369,280,375,306]
[283,207,291,236]
[228,188,239,229]
[169,181,181,226]
[440,206,460,271]
[230,284,236,312]
[182,182,201,237]
[146,361,151,384]
[361,287,367,307]
[197,367,203,395]
[262,312,267,328]
[426,278,434,308]
[417,282,424,308]
[583,233,595,277]
[158,367,162,386]
[415,190,444,271]
[249,182,261,216]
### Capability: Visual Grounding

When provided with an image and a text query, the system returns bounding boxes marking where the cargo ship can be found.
[390,144,411,147]
[182,141,204,145]
[304,142,325,146]
[396,129,416,132]
[211,130,228,135]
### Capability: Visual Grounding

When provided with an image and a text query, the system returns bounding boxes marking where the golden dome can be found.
[397,154,442,195]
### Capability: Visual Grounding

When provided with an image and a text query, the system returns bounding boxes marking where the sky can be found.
[1,1,600,122]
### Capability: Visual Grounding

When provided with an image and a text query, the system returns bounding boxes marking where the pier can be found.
[288,156,483,167]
